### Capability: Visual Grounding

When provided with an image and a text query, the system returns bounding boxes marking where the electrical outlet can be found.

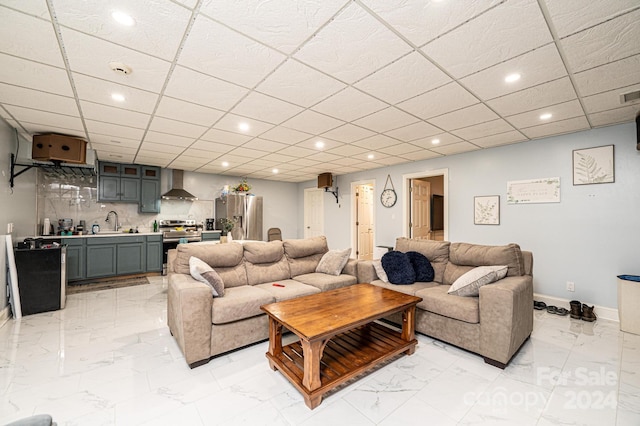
[566,281,575,292]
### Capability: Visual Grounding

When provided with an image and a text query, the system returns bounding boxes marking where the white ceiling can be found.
[1,0,639,182]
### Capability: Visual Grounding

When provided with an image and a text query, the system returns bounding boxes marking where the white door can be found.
[411,179,431,239]
[304,188,324,238]
[356,184,374,260]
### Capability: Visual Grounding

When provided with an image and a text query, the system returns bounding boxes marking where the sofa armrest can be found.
[357,260,378,283]
[479,275,533,365]
[342,258,358,277]
[167,273,213,367]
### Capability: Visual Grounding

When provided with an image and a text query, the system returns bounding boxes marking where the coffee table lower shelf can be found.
[266,321,417,408]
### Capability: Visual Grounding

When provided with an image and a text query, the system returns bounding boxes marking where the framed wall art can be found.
[474,195,500,225]
[507,177,560,204]
[573,145,614,185]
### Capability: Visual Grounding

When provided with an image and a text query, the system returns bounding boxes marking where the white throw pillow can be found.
[373,260,389,283]
[316,248,352,276]
[448,265,508,297]
[189,256,225,297]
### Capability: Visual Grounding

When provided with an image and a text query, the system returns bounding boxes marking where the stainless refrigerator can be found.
[215,194,263,241]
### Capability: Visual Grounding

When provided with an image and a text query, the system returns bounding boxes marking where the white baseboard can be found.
[534,293,619,322]
[0,305,11,329]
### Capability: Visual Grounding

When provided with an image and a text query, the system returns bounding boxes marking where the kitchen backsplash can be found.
[37,173,213,234]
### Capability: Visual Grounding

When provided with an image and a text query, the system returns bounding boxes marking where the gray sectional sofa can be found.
[357,237,533,368]
[167,236,357,367]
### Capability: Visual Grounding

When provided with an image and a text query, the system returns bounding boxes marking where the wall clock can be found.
[380,175,397,208]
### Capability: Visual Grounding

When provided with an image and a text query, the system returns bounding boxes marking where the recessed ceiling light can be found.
[112,11,135,26]
[540,113,553,120]
[111,93,125,102]
[221,161,229,167]
[505,73,521,83]
[431,138,440,145]
[367,154,374,160]
[238,122,250,132]
[272,168,279,174]
[315,140,325,149]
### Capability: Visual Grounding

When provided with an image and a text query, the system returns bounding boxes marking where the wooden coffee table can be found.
[261,283,422,409]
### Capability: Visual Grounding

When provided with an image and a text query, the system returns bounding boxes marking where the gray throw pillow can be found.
[448,265,508,297]
[373,260,389,283]
[316,248,352,276]
[189,256,225,297]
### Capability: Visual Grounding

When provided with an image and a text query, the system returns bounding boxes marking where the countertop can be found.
[33,229,222,239]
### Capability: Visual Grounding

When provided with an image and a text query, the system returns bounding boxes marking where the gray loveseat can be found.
[357,238,533,368]
[167,236,357,368]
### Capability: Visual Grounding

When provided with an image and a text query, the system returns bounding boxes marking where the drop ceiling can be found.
[0,0,639,183]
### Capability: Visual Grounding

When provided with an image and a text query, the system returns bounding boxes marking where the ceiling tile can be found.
[54,0,191,61]
[520,116,590,139]
[378,142,421,156]
[190,140,235,153]
[589,105,640,128]
[137,142,184,155]
[260,153,299,164]
[0,7,64,67]
[72,73,159,114]
[321,124,375,143]
[469,130,528,148]
[256,59,346,108]
[573,54,640,97]
[384,121,441,142]
[296,137,343,151]
[374,156,413,166]
[352,107,419,133]
[86,119,144,140]
[144,130,194,147]
[148,116,207,138]
[430,142,481,156]
[428,104,499,131]
[327,145,368,157]
[91,143,138,156]
[281,110,344,134]
[259,126,312,145]
[306,152,342,163]
[288,158,321,167]
[60,27,171,93]
[181,148,223,159]
[0,53,73,97]
[460,43,567,100]
[410,133,463,149]
[561,9,640,73]
[199,0,346,54]
[200,128,252,146]
[397,82,478,120]
[354,51,452,104]
[544,0,639,38]
[351,134,400,150]
[582,84,640,114]
[274,145,317,158]
[294,3,411,84]
[0,83,78,116]
[178,15,285,88]
[506,99,585,129]
[88,133,141,149]
[231,92,303,124]
[155,97,224,127]
[5,105,82,129]
[80,100,150,129]
[311,87,387,122]
[241,138,288,153]
[422,0,552,78]
[213,114,274,137]
[398,149,441,161]
[224,147,262,159]
[0,1,50,18]
[164,66,248,111]
[451,119,516,140]
[99,152,135,163]
[19,122,82,138]
[486,77,577,116]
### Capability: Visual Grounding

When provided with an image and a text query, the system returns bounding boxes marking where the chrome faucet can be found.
[105,210,119,231]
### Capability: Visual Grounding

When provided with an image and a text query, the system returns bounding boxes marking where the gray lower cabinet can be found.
[117,237,145,275]
[63,238,85,280]
[146,235,162,272]
[202,232,221,241]
[86,238,118,278]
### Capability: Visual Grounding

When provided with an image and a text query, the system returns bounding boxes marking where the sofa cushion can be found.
[284,236,329,276]
[448,265,508,297]
[174,242,248,288]
[395,238,450,283]
[243,240,284,264]
[245,257,291,286]
[255,279,321,302]
[316,248,351,276]
[211,285,275,325]
[373,260,389,283]
[382,251,415,284]
[368,280,438,296]
[444,243,524,285]
[189,256,225,297]
[406,251,434,282]
[293,272,358,292]
[416,285,480,324]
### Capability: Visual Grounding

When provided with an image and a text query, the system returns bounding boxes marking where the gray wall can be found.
[0,118,37,314]
[297,122,640,309]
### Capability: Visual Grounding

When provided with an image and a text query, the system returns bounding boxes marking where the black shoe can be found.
[582,304,597,322]
[570,300,582,319]
[534,301,547,310]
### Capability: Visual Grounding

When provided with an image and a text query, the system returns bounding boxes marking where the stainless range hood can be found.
[162,169,198,201]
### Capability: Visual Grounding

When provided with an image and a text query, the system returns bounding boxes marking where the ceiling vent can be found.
[621,90,640,104]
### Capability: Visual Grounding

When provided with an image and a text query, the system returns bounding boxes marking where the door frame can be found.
[350,179,375,259]
[402,168,448,240]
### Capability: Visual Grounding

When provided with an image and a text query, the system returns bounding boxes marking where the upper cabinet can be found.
[98,162,160,212]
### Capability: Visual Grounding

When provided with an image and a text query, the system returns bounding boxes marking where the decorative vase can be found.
[227,233,233,242]
[220,236,227,244]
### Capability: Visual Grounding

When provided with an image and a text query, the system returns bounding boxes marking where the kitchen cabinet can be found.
[98,162,141,202]
[63,238,85,281]
[146,235,162,272]
[140,178,160,213]
[117,236,146,275]
[86,237,117,278]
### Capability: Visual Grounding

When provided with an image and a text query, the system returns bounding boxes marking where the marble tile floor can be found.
[1,276,639,425]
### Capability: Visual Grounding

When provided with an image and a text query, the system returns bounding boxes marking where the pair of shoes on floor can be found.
[570,300,597,322]
[534,300,547,310]
[546,305,569,316]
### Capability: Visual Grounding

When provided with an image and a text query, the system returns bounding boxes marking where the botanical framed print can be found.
[573,145,614,185]
[474,195,500,225]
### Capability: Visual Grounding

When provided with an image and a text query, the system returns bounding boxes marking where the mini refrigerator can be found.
[13,246,66,316]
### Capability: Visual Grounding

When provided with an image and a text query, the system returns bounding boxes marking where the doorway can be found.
[403,169,448,241]
[352,181,375,260]
[304,188,324,238]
